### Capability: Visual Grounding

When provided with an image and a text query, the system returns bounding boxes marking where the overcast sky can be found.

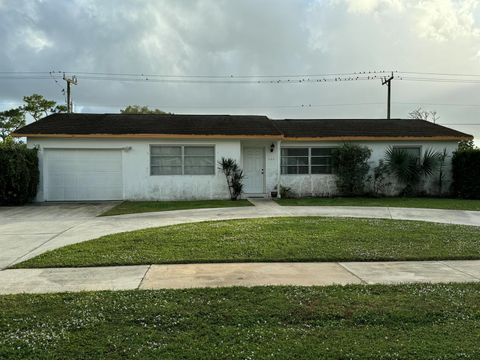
[0,0,479,140]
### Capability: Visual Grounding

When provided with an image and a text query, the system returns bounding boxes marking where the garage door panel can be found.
[45,149,123,201]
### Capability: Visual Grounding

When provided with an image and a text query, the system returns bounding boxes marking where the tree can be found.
[218,157,244,200]
[385,146,440,195]
[0,107,26,141]
[22,94,67,121]
[331,143,372,196]
[120,105,168,114]
[458,139,476,151]
[408,107,439,123]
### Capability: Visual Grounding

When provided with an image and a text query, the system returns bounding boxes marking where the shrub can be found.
[452,149,480,199]
[218,157,244,200]
[370,159,392,196]
[331,143,372,196]
[0,140,39,205]
[385,147,440,196]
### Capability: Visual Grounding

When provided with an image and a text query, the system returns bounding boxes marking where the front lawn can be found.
[14,217,480,268]
[100,199,252,216]
[275,197,480,211]
[1,284,479,359]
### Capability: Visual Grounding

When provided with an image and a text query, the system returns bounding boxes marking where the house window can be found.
[311,148,333,174]
[184,146,215,175]
[281,147,335,175]
[281,148,308,174]
[150,145,215,175]
[392,146,421,161]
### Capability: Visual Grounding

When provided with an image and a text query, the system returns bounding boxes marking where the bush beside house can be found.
[331,143,372,196]
[0,141,39,205]
[452,149,480,199]
[218,157,244,200]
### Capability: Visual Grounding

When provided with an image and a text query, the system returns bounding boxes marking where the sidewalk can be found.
[1,260,479,295]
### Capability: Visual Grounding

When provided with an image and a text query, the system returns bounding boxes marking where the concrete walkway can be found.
[1,260,479,295]
[1,201,480,269]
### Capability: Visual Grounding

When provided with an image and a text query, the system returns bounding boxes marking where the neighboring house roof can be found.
[13,113,473,141]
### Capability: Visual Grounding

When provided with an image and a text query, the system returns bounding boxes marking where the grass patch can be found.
[14,217,480,268]
[1,284,479,359]
[275,196,480,211]
[100,199,252,216]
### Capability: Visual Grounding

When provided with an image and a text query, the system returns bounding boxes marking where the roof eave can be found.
[12,133,473,141]
[282,135,473,141]
[12,133,283,140]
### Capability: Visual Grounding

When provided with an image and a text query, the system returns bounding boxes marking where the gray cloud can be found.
[0,0,479,140]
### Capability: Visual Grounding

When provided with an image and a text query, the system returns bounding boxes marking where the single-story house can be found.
[13,113,472,201]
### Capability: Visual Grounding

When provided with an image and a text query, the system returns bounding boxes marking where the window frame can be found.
[280,146,336,175]
[391,145,422,161]
[150,144,216,176]
[280,147,309,175]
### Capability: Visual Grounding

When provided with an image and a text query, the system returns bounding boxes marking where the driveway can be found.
[1,200,480,269]
[0,203,115,269]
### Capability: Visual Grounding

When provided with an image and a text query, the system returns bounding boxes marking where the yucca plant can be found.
[218,157,244,200]
[385,147,440,195]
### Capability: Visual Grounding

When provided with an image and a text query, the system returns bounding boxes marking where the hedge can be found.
[452,149,480,199]
[0,142,39,205]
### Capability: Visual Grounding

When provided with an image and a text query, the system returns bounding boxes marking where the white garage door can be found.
[45,149,123,201]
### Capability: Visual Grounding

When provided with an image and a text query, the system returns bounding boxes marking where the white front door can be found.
[243,147,265,194]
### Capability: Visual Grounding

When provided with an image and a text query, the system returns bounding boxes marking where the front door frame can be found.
[242,146,266,194]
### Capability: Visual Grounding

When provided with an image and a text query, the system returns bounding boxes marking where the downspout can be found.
[276,139,281,198]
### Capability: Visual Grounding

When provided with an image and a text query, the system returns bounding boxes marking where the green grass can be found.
[15,217,480,268]
[275,197,480,210]
[1,284,480,359]
[100,199,252,216]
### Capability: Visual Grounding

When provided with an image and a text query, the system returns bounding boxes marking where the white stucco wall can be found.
[28,137,459,201]
[279,140,459,197]
[28,137,242,201]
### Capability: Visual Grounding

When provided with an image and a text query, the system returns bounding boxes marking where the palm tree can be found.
[385,147,440,195]
[218,157,244,200]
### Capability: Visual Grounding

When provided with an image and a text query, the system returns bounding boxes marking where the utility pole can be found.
[381,72,394,119]
[63,74,78,113]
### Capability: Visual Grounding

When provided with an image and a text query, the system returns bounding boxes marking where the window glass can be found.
[184,146,215,156]
[184,146,215,175]
[281,156,308,166]
[311,148,333,156]
[281,147,335,175]
[151,146,181,156]
[311,165,332,174]
[281,148,308,156]
[150,145,215,175]
[311,157,331,166]
[280,148,309,175]
[393,146,421,159]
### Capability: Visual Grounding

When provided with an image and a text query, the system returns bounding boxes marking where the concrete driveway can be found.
[1,200,480,269]
[0,203,115,269]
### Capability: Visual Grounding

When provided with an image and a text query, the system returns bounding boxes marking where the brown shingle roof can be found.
[275,118,472,139]
[14,113,281,137]
[13,113,472,140]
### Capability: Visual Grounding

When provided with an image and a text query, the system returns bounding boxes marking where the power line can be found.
[0,70,395,78]
[1,100,480,109]
[2,69,480,85]
[399,71,480,77]
[2,69,480,78]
